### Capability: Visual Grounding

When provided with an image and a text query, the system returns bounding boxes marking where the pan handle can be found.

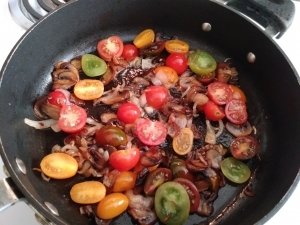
[218,0,295,38]
[0,177,23,211]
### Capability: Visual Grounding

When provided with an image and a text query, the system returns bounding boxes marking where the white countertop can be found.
[0,1,299,225]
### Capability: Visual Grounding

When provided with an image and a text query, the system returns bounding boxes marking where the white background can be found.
[0,1,299,225]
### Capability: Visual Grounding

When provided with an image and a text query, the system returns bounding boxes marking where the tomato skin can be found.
[74,79,104,100]
[229,85,247,102]
[165,53,188,75]
[133,29,155,49]
[112,171,137,192]
[47,90,69,107]
[135,118,167,146]
[203,100,225,121]
[95,125,128,147]
[221,157,251,184]
[207,82,233,105]
[58,104,87,133]
[153,66,179,88]
[96,193,129,219]
[144,168,172,195]
[144,85,169,109]
[225,99,248,124]
[109,146,140,171]
[122,44,139,61]
[70,181,106,204]
[81,54,107,77]
[230,136,258,160]
[172,128,194,155]
[97,36,124,61]
[188,50,217,76]
[165,39,189,54]
[117,102,141,124]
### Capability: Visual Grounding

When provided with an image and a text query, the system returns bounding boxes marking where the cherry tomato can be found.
[40,152,78,179]
[70,181,106,204]
[221,157,251,184]
[112,171,137,192]
[81,54,107,77]
[133,29,155,49]
[165,53,188,75]
[229,85,247,102]
[117,102,141,124]
[140,41,165,56]
[170,158,194,181]
[109,146,140,171]
[225,99,248,124]
[165,39,189,54]
[172,128,194,155]
[207,82,233,105]
[47,90,68,107]
[144,168,172,195]
[188,50,217,76]
[58,104,87,133]
[95,125,127,147]
[97,36,124,61]
[96,193,129,219]
[203,100,225,121]
[74,79,104,100]
[122,44,139,61]
[144,85,169,109]
[230,136,258,160]
[153,66,179,88]
[135,118,167,146]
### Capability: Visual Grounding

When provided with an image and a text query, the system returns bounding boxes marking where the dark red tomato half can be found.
[117,102,141,124]
[144,85,169,109]
[230,136,258,160]
[207,82,233,105]
[225,99,248,124]
[122,44,139,61]
[97,36,124,61]
[58,104,87,133]
[203,100,225,121]
[109,146,140,171]
[135,118,167,146]
[166,53,188,75]
[144,168,172,195]
[47,90,69,107]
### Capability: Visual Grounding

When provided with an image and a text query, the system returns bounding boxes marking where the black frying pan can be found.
[0,0,299,225]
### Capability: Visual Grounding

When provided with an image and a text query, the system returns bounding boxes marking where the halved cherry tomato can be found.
[140,41,165,56]
[188,50,217,76]
[144,168,172,195]
[112,171,137,192]
[230,136,258,160]
[170,158,194,181]
[58,104,87,133]
[97,36,124,61]
[165,39,189,54]
[117,102,141,124]
[229,85,247,102]
[70,181,106,204]
[172,128,194,155]
[153,66,178,88]
[40,152,78,179]
[221,157,251,184]
[144,85,169,109]
[95,125,127,147]
[135,118,167,146]
[133,29,155,49]
[165,53,188,75]
[122,44,139,61]
[109,146,140,171]
[73,79,104,100]
[203,100,225,121]
[225,99,248,124]
[96,193,129,219]
[207,82,233,105]
[47,90,68,107]
[81,54,107,77]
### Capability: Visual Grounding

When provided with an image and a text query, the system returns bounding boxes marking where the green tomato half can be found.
[221,157,251,184]
[81,54,107,77]
[188,50,217,76]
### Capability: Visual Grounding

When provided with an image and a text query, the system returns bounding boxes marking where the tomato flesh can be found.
[188,50,217,76]
[221,157,251,184]
[117,102,141,124]
[203,100,225,121]
[74,79,104,100]
[109,146,140,171]
[144,85,169,109]
[207,82,233,105]
[122,44,139,61]
[47,90,68,107]
[166,53,188,75]
[97,36,124,61]
[144,168,172,195]
[230,136,258,160]
[165,39,189,54]
[225,99,248,124]
[81,54,107,77]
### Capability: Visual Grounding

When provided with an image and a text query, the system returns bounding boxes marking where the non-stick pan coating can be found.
[0,0,299,225]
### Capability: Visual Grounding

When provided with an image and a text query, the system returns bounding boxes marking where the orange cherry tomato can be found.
[133,29,155,49]
[153,66,179,88]
[112,171,137,192]
[96,193,129,219]
[74,79,104,100]
[229,85,247,102]
[70,181,106,204]
[165,39,189,54]
[40,152,78,179]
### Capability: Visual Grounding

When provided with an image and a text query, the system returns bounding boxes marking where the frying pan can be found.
[0,0,299,224]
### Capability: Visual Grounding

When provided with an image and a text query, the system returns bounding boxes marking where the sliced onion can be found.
[24,118,57,130]
[225,121,253,137]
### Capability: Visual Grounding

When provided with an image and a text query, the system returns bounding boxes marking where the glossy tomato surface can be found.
[81,54,107,77]
[165,53,188,75]
[144,85,169,109]
[95,125,127,147]
[112,171,137,192]
[122,44,139,61]
[230,136,258,160]
[70,181,106,204]
[47,90,68,107]
[203,100,225,121]
[207,82,233,105]
[117,102,141,124]
[97,36,124,61]
[109,147,140,171]
[133,29,155,49]
[165,39,189,54]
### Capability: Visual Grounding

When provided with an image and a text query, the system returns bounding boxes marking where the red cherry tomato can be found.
[165,53,188,75]
[207,82,233,105]
[109,146,140,171]
[47,90,69,107]
[135,118,167,146]
[58,104,87,133]
[230,136,258,160]
[117,102,141,124]
[225,99,248,124]
[144,86,169,109]
[97,36,124,61]
[121,44,139,61]
[229,85,247,102]
[203,100,225,121]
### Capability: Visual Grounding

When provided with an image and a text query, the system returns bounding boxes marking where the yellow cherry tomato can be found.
[133,29,155,49]
[165,39,189,54]
[40,152,78,179]
[96,193,129,219]
[172,128,194,155]
[74,79,104,100]
[112,171,137,192]
[70,181,106,204]
[153,66,179,88]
